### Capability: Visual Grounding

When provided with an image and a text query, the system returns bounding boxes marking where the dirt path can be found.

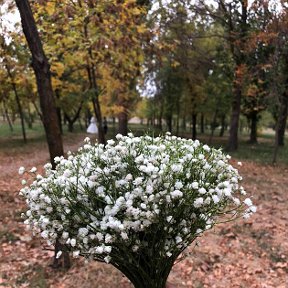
[0,136,287,288]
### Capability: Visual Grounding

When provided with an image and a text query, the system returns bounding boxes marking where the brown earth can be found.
[0,134,287,288]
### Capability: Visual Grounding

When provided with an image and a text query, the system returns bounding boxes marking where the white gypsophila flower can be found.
[84,137,90,143]
[175,236,182,244]
[193,197,204,208]
[70,239,76,247]
[171,164,182,173]
[44,163,52,170]
[204,197,211,205]
[41,230,49,239]
[20,133,255,268]
[18,166,25,175]
[212,195,220,204]
[196,229,202,234]
[249,205,257,213]
[170,190,183,199]
[166,252,172,257]
[104,256,111,263]
[56,251,62,259]
[192,182,199,189]
[166,216,173,222]
[29,167,37,173]
[174,181,183,189]
[72,250,80,258]
[244,198,253,207]
[198,188,206,195]
[203,145,210,152]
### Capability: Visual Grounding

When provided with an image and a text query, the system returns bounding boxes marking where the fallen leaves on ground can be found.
[0,135,287,288]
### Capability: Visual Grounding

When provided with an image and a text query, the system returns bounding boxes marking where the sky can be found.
[0,3,20,36]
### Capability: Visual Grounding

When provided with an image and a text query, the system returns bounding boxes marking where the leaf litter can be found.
[0,135,287,288]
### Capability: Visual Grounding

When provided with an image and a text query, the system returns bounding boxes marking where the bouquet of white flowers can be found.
[19,133,255,288]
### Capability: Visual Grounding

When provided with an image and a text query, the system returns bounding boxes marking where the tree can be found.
[148,1,214,137]
[30,0,149,138]
[193,0,251,150]
[272,8,288,147]
[269,7,288,162]
[202,44,233,143]
[241,1,276,144]
[0,67,14,132]
[15,0,68,269]
[15,0,64,166]
[242,42,272,144]
[0,36,27,142]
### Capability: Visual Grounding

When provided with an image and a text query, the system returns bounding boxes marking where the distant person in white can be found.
[87,116,98,134]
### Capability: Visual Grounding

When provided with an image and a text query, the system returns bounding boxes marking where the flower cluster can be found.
[19,133,255,265]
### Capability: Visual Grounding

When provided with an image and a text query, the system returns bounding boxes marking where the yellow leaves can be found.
[137,53,144,63]
[246,84,258,98]
[51,62,65,78]
[137,24,147,34]
[46,2,55,16]
[51,77,62,89]
[51,62,65,89]
[63,53,77,67]
[124,0,137,6]
[132,7,142,16]
[99,64,123,96]
[171,60,180,68]
[100,101,123,117]
[32,0,147,114]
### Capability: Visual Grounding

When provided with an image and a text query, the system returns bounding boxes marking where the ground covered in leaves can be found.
[0,134,287,288]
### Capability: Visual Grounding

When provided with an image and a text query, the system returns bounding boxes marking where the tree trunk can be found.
[2,101,13,132]
[32,100,43,121]
[200,113,204,134]
[249,112,258,144]
[67,120,74,132]
[158,116,162,131]
[278,91,288,146]
[64,103,83,134]
[226,1,248,152]
[159,102,163,131]
[3,60,27,143]
[112,116,116,135]
[13,80,27,143]
[209,110,218,145]
[118,110,128,135]
[192,113,197,140]
[273,90,288,163]
[92,98,106,143]
[166,115,172,133]
[78,117,84,131]
[227,80,242,151]
[55,89,63,135]
[273,115,280,164]
[219,114,226,137]
[182,116,186,132]
[82,15,106,144]
[15,0,68,270]
[16,0,64,167]
[176,111,180,136]
[27,105,33,129]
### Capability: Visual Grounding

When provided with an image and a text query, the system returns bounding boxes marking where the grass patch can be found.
[229,139,288,166]
[1,121,287,165]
